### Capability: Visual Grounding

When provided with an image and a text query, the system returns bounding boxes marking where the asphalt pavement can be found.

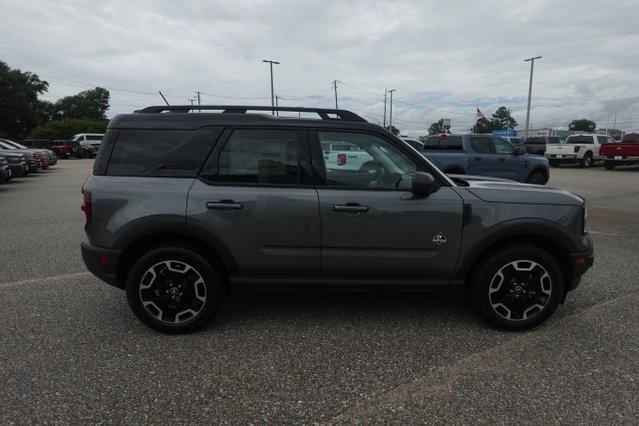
[0,160,637,424]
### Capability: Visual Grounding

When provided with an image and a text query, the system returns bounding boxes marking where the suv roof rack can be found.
[134,105,368,123]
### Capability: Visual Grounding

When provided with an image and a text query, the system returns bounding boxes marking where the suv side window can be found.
[493,138,515,155]
[596,136,607,144]
[317,131,417,190]
[211,129,305,185]
[470,137,495,154]
[107,128,220,177]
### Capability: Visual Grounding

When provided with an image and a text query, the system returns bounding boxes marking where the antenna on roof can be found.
[158,91,170,106]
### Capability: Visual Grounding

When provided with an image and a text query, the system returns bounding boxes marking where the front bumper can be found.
[566,234,594,292]
[81,242,123,289]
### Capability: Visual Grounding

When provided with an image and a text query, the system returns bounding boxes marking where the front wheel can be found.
[126,245,225,334]
[526,170,548,185]
[470,244,564,330]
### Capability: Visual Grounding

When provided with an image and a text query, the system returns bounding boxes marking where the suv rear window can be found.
[106,128,220,177]
[423,135,463,150]
[565,136,594,144]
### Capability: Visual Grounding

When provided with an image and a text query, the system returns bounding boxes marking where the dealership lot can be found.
[0,161,637,423]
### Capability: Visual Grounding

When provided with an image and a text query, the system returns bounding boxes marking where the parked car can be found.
[0,139,49,173]
[421,134,549,184]
[73,133,103,154]
[81,105,593,333]
[0,144,30,176]
[0,155,11,182]
[51,140,95,159]
[600,133,639,169]
[545,134,612,167]
[522,136,561,155]
[0,139,55,168]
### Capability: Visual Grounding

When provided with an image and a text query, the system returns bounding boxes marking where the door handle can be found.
[207,200,243,210]
[473,157,482,161]
[333,203,369,213]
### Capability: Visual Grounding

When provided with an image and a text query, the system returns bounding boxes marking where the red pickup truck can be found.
[600,133,639,169]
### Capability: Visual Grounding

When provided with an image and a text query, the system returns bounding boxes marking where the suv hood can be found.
[461,179,584,206]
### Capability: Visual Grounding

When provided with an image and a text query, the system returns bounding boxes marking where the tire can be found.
[549,160,560,167]
[126,244,225,334]
[604,161,616,170]
[526,170,547,185]
[470,244,564,331]
[580,152,593,168]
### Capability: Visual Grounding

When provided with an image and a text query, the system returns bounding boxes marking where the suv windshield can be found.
[566,136,594,144]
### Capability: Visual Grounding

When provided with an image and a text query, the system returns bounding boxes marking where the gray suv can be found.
[81,106,594,333]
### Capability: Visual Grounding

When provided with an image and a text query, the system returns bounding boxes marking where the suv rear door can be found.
[310,130,463,288]
[189,128,320,289]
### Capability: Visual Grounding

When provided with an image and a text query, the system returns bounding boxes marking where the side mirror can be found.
[411,172,437,197]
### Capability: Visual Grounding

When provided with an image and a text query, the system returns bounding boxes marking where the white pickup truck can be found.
[322,141,375,171]
[545,134,614,167]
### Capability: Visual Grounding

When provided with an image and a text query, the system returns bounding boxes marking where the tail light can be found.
[81,189,92,229]
[337,153,347,166]
[574,146,581,153]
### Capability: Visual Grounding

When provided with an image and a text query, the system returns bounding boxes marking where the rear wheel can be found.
[580,152,593,168]
[126,245,225,334]
[604,161,616,170]
[470,244,564,330]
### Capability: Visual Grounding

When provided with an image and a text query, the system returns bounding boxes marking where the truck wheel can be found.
[580,153,593,168]
[526,170,547,185]
[126,245,225,334]
[470,244,564,331]
[604,161,616,170]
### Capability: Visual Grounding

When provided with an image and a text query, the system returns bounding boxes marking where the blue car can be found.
[418,134,549,184]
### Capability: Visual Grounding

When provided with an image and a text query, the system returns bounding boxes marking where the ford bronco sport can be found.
[81,106,593,333]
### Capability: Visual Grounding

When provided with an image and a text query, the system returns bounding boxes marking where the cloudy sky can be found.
[2,0,638,134]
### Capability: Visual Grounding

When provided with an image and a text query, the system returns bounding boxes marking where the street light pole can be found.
[262,59,280,116]
[388,89,396,131]
[523,56,542,139]
[383,89,388,128]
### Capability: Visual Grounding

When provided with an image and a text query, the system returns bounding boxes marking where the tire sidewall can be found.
[582,153,593,168]
[126,245,224,334]
[472,245,564,330]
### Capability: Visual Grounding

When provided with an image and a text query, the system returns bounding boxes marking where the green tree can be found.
[50,87,110,120]
[385,124,400,136]
[491,106,518,130]
[428,118,451,135]
[32,118,108,139]
[0,61,49,137]
[471,117,497,134]
[569,119,596,132]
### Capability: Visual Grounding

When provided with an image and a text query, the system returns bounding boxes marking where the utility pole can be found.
[383,89,388,128]
[388,89,396,131]
[196,91,202,113]
[333,80,339,109]
[523,56,542,139]
[262,59,280,116]
[275,95,279,117]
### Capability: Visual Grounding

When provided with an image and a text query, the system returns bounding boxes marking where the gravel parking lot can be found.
[0,160,637,424]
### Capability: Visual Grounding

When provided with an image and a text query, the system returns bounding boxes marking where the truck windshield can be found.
[566,136,593,144]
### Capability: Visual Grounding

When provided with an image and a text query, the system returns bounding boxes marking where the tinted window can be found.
[596,136,607,144]
[566,136,594,144]
[622,133,639,143]
[318,131,417,190]
[470,137,495,154]
[86,135,103,141]
[548,137,560,144]
[423,136,462,150]
[107,128,219,177]
[525,137,546,145]
[215,129,302,185]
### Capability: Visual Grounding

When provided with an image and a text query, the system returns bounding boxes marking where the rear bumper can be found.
[604,155,639,162]
[81,242,124,289]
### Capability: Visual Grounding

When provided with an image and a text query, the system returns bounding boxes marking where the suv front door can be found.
[469,136,523,181]
[311,130,464,289]
[188,128,321,289]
